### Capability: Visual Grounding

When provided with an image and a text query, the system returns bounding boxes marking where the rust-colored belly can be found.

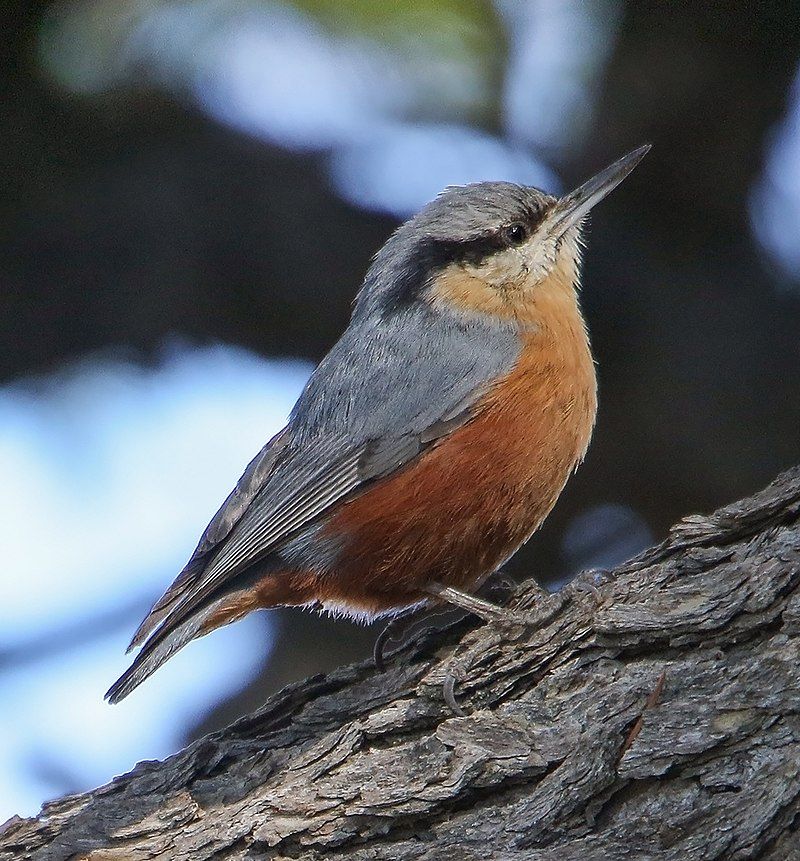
[315,326,597,614]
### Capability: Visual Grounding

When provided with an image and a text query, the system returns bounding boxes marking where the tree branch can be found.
[4,467,800,861]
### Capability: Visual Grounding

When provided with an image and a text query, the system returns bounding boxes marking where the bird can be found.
[106,144,650,703]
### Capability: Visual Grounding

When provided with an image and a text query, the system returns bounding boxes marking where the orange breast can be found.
[318,289,598,614]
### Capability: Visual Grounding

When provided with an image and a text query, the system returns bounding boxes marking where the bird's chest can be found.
[323,323,597,596]
[446,326,598,542]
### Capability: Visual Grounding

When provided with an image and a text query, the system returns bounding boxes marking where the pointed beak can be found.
[544,144,651,239]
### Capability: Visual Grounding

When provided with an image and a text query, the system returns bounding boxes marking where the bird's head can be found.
[356,145,650,327]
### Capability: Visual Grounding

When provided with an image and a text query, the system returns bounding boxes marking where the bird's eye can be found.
[502,222,528,246]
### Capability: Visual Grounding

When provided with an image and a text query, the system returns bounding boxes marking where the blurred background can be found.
[2,0,799,822]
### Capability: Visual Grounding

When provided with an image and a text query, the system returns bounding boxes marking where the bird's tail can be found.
[105,587,258,704]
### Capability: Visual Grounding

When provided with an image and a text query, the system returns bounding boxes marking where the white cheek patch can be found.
[522,225,582,287]
[521,234,560,284]
[464,247,526,287]
[460,224,581,290]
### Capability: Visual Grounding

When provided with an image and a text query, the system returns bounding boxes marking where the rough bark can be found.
[4,468,800,861]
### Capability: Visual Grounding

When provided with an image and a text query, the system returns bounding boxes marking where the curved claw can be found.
[373,623,395,673]
[373,604,431,672]
[443,673,467,716]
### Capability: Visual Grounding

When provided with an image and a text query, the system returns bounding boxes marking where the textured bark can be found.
[4,468,800,861]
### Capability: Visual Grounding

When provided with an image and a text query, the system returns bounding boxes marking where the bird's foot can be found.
[373,605,423,672]
[428,580,558,715]
[478,570,519,605]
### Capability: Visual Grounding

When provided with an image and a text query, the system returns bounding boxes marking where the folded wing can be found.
[107,304,521,701]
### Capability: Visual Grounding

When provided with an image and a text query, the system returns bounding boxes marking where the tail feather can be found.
[106,589,255,704]
[107,614,206,704]
[126,555,208,652]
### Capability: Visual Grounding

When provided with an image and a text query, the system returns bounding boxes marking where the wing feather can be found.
[128,426,291,648]
[127,303,521,654]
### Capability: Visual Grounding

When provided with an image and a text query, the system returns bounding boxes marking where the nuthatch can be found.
[107,145,650,703]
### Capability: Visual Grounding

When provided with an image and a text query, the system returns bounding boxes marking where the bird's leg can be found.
[374,576,525,673]
[429,583,509,717]
[425,583,518,622]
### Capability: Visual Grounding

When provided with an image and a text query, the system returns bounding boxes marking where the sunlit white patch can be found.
[38,0,493,155]
[0,343,311,821]
[496,0,623,155]
[0,344,310,637]
[329,123,560,219]
[750,62,800,286]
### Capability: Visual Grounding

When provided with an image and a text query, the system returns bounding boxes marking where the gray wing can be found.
[128,425,292,648]
[131,302,520,648]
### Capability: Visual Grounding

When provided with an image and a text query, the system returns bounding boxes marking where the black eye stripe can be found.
[427,234,506,266]
[370,193,554,314]
[403,208,544,284]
